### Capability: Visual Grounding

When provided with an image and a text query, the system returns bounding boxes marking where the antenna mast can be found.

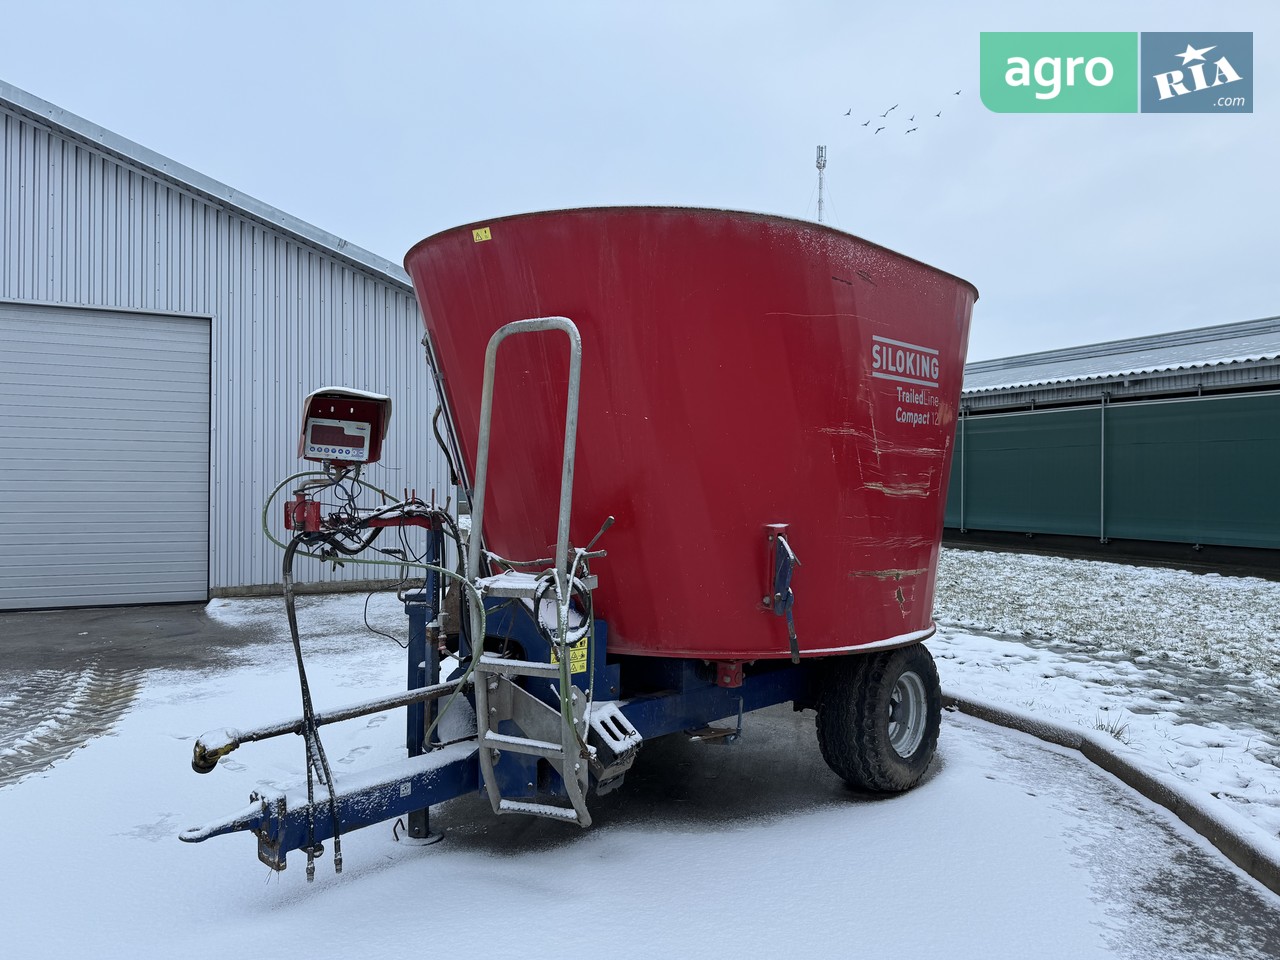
[815,145,827,223]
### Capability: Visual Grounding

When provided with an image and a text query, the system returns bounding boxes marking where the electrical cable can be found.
[432,405,460,486]
[265,467,613,835]
[363,587,407,649]
[263,476,488,879]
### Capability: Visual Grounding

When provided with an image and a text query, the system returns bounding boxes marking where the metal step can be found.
[477,570,597,599]
[481,730,564,760]
[472,663,592,828]
[497,798,582,823]
[477,653,562,680]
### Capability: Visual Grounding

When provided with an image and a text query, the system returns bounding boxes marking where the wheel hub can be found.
[888,670,928,758]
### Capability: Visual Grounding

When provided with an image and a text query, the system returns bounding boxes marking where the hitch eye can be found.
[192,731,242,774]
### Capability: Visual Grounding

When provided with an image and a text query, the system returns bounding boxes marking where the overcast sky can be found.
[3,1,1276,360]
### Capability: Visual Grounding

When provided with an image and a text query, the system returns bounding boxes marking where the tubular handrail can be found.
[464,316,589,825]
[465,316,583,595]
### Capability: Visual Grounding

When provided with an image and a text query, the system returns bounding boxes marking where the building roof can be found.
[963,315,1280,394]
[0,80,413,289]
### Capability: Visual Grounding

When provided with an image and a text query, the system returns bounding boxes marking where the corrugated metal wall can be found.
[963,362,1280,412]
[1,103,449,595]
[945,392,1280,549]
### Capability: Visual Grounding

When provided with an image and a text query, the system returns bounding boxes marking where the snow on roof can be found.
[964,316,1280,394]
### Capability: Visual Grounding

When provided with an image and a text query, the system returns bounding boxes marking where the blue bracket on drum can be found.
[763,523,801,663]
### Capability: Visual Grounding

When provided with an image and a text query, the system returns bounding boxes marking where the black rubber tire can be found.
[816,643,942,793]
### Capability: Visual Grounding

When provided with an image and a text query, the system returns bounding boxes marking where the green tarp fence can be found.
[944,391,1280,549]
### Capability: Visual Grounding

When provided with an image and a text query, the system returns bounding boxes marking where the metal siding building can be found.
[0,81,447,609]
[945,317,1280,550]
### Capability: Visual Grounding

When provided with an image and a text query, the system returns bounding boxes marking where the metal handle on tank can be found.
[765,525,801,663]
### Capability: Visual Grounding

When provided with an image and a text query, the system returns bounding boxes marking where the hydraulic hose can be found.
[262,473,489,879]
[282,534,345,880]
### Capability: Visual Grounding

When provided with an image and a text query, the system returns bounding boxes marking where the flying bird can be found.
[880,103,898,117]
[844,108,852,116]
[861,119,870,126]
[908,115,915,121]
[935,111,942,117]
[874,126,885,134]
[905,127,918,134]
[953,89,961,95]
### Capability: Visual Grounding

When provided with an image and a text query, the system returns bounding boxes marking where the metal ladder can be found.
[465,317,593,827]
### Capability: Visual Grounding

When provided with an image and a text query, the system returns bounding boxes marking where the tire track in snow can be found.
[0,664,142,787]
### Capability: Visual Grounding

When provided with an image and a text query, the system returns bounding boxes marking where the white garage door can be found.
[0,304,210,610]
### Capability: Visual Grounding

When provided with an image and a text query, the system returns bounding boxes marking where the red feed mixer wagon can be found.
[182,207,977,878]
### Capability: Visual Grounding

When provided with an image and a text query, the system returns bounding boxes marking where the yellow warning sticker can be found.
[472,226,492,243]
[550,639,589,674]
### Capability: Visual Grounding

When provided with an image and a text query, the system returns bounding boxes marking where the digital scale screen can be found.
[304,417,371,462]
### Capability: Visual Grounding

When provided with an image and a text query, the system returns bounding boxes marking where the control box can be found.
[298,387,392,467]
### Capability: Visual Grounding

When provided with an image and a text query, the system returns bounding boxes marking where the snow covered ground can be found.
[2,549,1279,958]
[935,549,1280,683]
[933,550,1280,849]
[1,610,1278,960]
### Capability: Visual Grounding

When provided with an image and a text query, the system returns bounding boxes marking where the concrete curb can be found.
[942,690,1280,898]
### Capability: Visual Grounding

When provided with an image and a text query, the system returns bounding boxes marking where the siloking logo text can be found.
[871,336,940,388]
[981,32,1252,114]
[871,336,942,429]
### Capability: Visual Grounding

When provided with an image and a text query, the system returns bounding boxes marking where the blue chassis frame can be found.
[187,531,821,871]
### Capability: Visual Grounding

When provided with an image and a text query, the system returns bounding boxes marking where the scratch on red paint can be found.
[848,568,926,580]
[864,481,929,498]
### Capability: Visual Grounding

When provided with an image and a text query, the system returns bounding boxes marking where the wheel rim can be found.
[888,670,928,759]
